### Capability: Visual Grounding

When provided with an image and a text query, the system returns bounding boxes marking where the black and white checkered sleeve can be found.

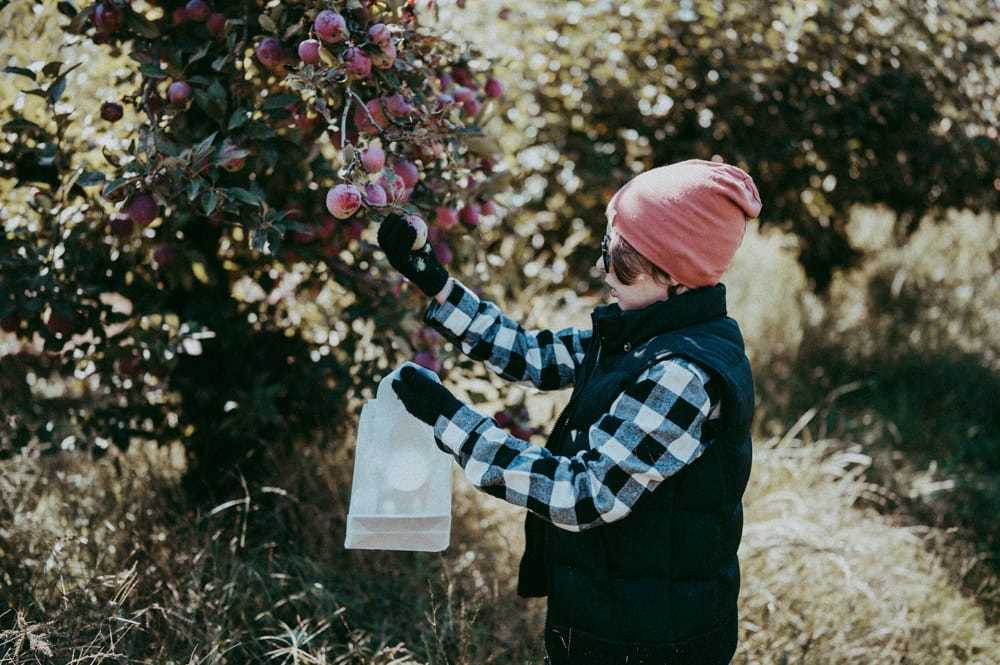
[432,356,722,532]
[424,280,589,391]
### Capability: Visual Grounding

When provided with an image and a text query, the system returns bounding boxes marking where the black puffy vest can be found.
[518,285,754,659]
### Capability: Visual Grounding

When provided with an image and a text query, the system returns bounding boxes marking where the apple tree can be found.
[0,0,510,491]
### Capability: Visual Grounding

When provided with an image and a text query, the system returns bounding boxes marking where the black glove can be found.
[392,365,463,427]
[377,213,450,297]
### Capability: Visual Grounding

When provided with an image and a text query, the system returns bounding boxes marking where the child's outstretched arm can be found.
[377,212,588,391]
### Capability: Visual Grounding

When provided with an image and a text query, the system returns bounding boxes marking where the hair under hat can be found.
[606,159,762,288]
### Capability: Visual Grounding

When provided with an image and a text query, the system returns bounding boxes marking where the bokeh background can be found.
[2,0,998,663]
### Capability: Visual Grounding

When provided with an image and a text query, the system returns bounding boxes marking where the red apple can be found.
[360,146,385,173]
[414,351,441,374]
[393,160,420,188]
[153,243,180,268]
[460,202,481,227]
[314,10,347,43]
[298,38,321,64]
[93,1,124,35]
[326,184,362,219]
[406,215,428,250]
[368,23,391,45]
[344,47,372,79]
[127,193,159,225]
[185,0,211,22]
[364,183,388,207]
[206,12,226,36]
[109,214,134,236]
[100,101,123,122]
[45,310,76,337]
[485,78,504,98]
[167,80,192,104]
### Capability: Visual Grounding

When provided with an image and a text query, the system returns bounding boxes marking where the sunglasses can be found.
[601,235,611,273]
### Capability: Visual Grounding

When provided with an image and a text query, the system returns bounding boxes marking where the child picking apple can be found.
[377,159,762,665]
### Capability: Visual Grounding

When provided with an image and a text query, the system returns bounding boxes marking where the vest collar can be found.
[591,284,729,354]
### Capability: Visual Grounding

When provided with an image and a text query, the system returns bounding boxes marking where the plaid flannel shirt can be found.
[425,280,722,532]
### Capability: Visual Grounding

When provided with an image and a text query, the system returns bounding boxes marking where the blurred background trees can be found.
[454,0,999,294]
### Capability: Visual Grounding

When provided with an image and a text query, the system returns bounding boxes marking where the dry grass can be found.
[3,402,999,664]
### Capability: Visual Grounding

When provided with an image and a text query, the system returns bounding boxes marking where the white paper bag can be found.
[344,362,452,551]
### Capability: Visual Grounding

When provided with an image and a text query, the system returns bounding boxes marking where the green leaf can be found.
[102,177,134,198]
[2,118,42,131]
[67,6,95,33]
[56,1,77,17]
[193,131,219,160]
[250,226,281,254]
[244,121,275,140]
[48,77,67,104]
[193,79,227,120]
[42,61,64,78]
[227,110,250,130]
[262,93,300,110]
[187,178,202,201]
[258,14,277,32]
[102,145,122,167]
[125,11,161,39]
[76,170,107,187]
[227,187,260,207]
[200,190,219,216]
[139,63,168,79]
[3,66,36,80]
[188,43,211,65]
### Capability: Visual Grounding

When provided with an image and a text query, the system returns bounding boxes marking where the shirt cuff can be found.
[424,279,481,341]
[435,403,490,456]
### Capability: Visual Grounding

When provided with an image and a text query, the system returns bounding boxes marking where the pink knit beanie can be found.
[606,159,762,288]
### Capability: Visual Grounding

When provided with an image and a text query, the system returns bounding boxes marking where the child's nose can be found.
[595,255,606,273]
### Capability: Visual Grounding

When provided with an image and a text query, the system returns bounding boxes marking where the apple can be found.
[126,193,159,225]
[206,12,226,36]
[344,47,371,79]
[45,310,76,337]
[257,37,288,71]
[393,160,420,188]
[93,1,124,35]
[167,80,192,104]
[353,98,388,135]
[406,214,428,250]
[325,183,362,219]
[383,92,414,118]
[485,78,504,98]
[109,214,134,236]
[435,207,459,228]
[434,240,454,265]
[100,101,123,122]
[360,146,385,172]
[364,183,388,207]
[314,10,347,43]
[298,38,321,64]
[413,351,441,374]
[185,0,211,22]
[153,243,180,268]
[460,202,481,227]
[368,23,391,46]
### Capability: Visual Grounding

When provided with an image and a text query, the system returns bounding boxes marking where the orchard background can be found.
[1,0,999,662]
